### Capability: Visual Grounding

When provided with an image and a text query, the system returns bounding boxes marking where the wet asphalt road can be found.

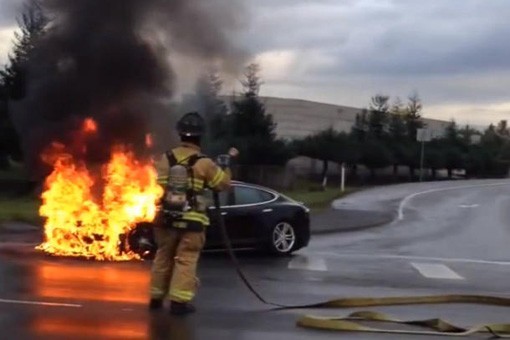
[1,180,510,339]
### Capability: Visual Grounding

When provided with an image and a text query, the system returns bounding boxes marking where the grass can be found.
[0,161,29,181]
[0,161,40,227]
[282,185,356,212]
[0,196,41,226]
[0,174,356,226]
[0,186,353,225]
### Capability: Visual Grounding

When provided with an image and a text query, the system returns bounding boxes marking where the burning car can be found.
[127,181,311,259]
[35,118,310,261]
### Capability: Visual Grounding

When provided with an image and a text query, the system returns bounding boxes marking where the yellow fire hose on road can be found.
[298,310,510,338]
[213,192,510,338]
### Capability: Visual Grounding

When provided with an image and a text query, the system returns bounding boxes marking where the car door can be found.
[223,184,277,246]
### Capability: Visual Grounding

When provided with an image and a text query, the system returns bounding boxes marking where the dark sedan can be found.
[128,181,311,258]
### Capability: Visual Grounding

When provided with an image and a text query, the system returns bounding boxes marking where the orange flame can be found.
[36,121,163,261]
[145,133,153,148]
[83,118,98,134]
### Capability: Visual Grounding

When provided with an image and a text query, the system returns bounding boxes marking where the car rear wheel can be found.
[268,221,297,255]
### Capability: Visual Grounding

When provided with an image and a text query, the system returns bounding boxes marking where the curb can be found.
[310,208,396,235]
[311,214,395,235]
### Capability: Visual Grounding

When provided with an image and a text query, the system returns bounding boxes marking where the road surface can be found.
[1,179,510,339]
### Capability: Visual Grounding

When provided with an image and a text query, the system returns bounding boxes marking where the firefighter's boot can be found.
[149,298,164,310]
[170,301,196,315]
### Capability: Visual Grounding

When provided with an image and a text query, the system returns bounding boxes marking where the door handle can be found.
[262,209,273,213]
[221,212,228,216]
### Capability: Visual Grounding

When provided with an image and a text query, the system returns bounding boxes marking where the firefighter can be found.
[149,112,238,315]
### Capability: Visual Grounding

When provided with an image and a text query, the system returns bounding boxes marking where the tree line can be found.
[294,94,510,184]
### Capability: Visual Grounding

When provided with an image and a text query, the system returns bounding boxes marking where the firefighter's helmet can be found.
[176,112,205,137]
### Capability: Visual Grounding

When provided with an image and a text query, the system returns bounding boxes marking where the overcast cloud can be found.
[1,0,510,126]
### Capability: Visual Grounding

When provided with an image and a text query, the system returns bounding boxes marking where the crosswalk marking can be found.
[288,255,328,272]
[411,262,464,280]
[307,251,510,266]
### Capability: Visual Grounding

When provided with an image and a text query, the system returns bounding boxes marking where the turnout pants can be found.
[149,227,206,303]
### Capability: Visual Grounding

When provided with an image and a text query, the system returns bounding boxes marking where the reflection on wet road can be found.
[35,260,149,304]
[0,256,206,339]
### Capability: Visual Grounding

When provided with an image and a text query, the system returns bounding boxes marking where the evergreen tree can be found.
[400,93,424,177]
[496,120,510,138]
[226,63,292,166]
[367,95,390,139]
[351,109,368,142]
[295,128,356,188]
[1,0,47,100]
[295,128,335,187]
[0,0,48,168]
[442,121,464,178]
[389,97,406,139]
[425,140,445,179]
[404,93,424,141]
[360,138,393,180]
[388,98,407,177]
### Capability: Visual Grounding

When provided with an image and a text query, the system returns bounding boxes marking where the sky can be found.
[1,0,509,127]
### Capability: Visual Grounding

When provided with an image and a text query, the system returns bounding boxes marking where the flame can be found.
[83,118,98,133]
[36,120,163,261]
[145,133,153,148]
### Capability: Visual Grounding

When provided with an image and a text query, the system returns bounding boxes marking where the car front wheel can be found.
[268,221,297,255]
[127,222,157,260]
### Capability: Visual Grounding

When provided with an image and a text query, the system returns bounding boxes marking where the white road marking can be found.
[305,277,324,282]
[397,182,510,221]
[459,204,479,208]
[0,298,82,308]
[411,262,464,280]
[307,251,510,267]
[288,255,328,271]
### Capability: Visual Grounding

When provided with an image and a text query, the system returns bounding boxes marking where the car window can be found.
[234,186,275,205]
[259,190,275,202]
[203,189,232,207]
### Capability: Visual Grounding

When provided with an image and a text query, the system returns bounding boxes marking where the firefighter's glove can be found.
[228,147,239,158]
[216,154,231,170]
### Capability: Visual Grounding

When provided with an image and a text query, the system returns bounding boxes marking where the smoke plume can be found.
[12,0,247,179]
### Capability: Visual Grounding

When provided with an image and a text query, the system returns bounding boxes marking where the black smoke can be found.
[12,0,246,179]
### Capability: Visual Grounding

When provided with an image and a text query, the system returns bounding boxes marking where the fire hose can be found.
[211,191,510,338]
